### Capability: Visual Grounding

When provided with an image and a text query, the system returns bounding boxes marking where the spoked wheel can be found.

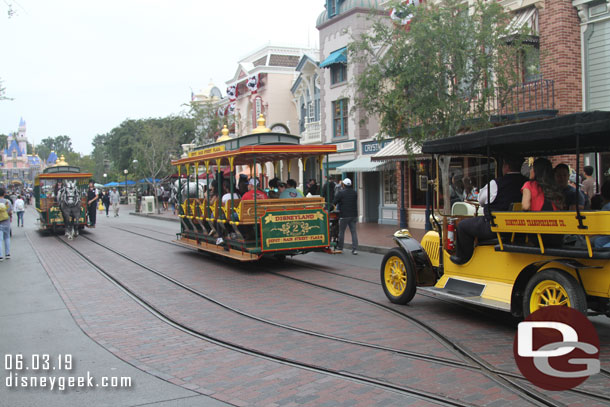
[380,248,417,304]
[523,268,587,317]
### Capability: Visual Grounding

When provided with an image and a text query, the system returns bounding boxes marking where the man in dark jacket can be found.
[451,157,527,265]
[333,177,359,254]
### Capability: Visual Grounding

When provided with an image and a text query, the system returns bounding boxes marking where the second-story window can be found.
[332,99,348,138]
[331,64,347,85]
[327,0,337,17]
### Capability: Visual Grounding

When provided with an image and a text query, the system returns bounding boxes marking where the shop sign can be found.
[326,140,356,153]
[261,209,329,252]
[362,139,393,155]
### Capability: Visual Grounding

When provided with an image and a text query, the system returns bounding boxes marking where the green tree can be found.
[36,135,74,162]
[187,99,225,145]
[350,0,530,145]
[133,122,178,213]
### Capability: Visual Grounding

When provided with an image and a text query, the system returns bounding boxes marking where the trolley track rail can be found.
[106,225,610,405]
[54,234,477,407]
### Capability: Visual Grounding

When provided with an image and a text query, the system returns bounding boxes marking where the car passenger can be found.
[451,156,527,265]
[522,158,563,211]
[593,182,610,248]
[554,164,586,210]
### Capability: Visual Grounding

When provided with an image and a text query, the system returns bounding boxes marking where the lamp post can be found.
[132,159,140,212]
[123,169,128,202]
[103,173,107,187]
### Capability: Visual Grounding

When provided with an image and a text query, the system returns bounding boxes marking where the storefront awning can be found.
[320,47,347,68]
[371,139,423,162]
[336,156,390,172]
[507,6,539,37]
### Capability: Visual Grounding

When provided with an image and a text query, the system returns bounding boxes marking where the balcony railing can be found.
[484,79,556,121]
[301,121,322,144]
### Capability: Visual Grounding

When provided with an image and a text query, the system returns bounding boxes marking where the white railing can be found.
[301,121,321,144]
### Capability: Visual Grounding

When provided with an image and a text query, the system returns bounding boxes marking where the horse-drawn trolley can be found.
[171,120,339,261]
[34,165,92,237]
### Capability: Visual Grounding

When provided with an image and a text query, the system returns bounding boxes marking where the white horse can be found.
[174,180,209,199]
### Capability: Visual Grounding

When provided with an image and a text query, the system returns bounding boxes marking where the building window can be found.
[327,0,337,17]
[522,46,541,83]
[332,99,348,138]
[383,170,397,205]
[330,64,347,85]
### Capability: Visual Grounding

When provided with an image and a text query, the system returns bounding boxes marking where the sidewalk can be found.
[0,208,228,407]
[130,207,426,254]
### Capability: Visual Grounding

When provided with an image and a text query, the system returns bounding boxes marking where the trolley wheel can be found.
[273,254,287,262]
[380,248,416,305]
[523,268,587,318]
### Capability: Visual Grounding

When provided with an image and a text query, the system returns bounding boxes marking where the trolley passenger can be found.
[241,178,268,200]
[279,179,303,198]
[221,181,240,204]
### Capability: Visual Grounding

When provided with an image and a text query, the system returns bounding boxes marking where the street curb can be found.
[128,212,393,255]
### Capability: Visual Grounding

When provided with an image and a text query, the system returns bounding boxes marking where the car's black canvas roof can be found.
[422,111,610,156]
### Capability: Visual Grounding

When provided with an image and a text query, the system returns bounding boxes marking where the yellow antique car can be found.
[381,111,610,318]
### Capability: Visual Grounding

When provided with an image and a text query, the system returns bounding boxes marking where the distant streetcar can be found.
[34,165,92,234]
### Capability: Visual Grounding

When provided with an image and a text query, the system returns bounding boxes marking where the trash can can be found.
[141,196,156,214]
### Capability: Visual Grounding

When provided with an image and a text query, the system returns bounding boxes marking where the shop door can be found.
[363,172,380,223]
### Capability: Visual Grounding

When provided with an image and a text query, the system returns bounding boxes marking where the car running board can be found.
[419,285,511,312]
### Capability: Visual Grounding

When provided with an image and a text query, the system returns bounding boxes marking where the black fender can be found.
[392,234,437,286]
[510,258,596,317]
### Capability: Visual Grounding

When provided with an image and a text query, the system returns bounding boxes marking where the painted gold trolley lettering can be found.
[503,218,566,227]
[266,234,325,246]
[188,146,226,157]
[264,212,323,224]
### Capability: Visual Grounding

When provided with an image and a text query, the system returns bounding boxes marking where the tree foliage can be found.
[90,116,195,183]
[186,100,226,145]
[36,135,74,162]
[350,0,532,145]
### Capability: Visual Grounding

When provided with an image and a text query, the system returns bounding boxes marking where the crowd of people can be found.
[451,159,610,265]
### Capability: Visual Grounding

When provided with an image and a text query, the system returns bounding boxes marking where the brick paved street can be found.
[2,206,609,406]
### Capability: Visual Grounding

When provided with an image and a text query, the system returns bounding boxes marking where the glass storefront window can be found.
[383,169,397,205]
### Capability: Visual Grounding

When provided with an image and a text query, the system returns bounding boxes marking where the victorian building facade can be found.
[316,0,396,225]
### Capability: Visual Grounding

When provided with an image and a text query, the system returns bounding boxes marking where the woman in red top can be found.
[521,158,563,211]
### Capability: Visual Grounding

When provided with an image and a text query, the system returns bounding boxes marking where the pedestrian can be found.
[102,190,111,217]
[333,178,359,255]
[14,195,25,227]
[321,176,336,206]
[110,187,120,217]
[0,188,12,261]
[87,181,99,228]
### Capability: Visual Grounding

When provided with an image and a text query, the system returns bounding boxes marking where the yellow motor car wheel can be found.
[380,248,416,304]
[523,269,587,318]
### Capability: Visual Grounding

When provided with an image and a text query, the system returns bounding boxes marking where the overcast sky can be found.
[0,0,323,154]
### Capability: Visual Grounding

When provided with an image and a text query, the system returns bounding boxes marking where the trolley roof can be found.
[172,143,337,167]
[37,172,93,179]
[422,111,610,156]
